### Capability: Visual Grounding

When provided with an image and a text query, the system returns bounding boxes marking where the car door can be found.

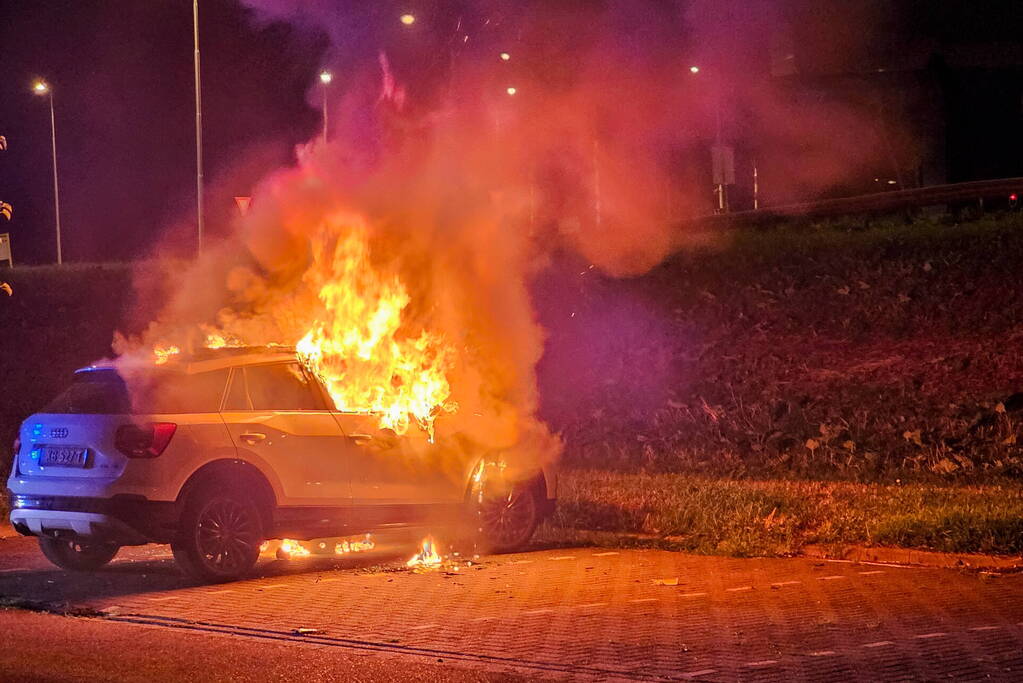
[330,411,465,508]
[220,362,353,508]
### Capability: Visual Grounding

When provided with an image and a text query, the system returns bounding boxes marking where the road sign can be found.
[0,233,12,267]
[234,196,252,216]
[711,144,735,185]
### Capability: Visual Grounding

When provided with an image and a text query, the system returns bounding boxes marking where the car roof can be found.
[77,348,301,376]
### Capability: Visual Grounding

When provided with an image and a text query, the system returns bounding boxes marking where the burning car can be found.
[7,347,556,582]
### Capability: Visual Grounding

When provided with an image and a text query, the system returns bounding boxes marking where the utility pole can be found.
[48,91,62,264]
[193,0,204,257]
[32,81,62,263]
[319,71,333,144]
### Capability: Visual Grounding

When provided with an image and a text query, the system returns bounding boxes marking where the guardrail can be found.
[700,177,1023,225]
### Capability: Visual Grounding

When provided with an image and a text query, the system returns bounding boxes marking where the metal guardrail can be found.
[700,177,1023,225]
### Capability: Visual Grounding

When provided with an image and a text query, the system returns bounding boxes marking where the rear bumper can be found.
[8,494,179,545]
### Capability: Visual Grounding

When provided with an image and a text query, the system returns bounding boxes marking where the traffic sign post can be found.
[712,144,735,214]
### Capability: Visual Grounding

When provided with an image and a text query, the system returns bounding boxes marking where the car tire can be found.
[472,478,542,554]
[172,485,264,583]
[38,537,119,571]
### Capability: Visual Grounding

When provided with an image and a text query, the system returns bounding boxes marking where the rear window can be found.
[44,368,229,414]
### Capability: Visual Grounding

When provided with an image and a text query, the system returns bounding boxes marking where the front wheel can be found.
[39,537,119,571]
[172,487,263,583]
[472,478,542,554]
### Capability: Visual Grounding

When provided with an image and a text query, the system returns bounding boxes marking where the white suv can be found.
[7,349,556,582]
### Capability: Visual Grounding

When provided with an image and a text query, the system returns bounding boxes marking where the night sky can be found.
[0,0,326,264]
[2,1,1023,265]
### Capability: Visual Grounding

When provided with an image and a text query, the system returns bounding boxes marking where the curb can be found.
[800,544,1023,571]
[543,528,1023,572]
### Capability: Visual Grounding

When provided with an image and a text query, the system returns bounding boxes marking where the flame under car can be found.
[6,348,556,582]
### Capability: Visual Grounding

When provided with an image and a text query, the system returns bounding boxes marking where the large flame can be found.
[296,218,456,437]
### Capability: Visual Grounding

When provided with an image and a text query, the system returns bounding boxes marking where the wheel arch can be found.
[176,459,277,535]
[462,457,549,501]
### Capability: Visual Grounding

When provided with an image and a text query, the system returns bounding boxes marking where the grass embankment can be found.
[538,213,1023,480]
[541,469,1023,557]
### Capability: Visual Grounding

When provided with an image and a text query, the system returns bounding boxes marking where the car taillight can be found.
[115,422,177,458]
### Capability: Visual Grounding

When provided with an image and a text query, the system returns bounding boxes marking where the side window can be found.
[223,368,251,411]
[141,369,229,413]
[225,363,326,411]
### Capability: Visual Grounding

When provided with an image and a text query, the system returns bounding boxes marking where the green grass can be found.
[539,469,1023,557]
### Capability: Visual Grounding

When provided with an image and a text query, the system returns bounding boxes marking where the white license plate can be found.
[40,446,88,468]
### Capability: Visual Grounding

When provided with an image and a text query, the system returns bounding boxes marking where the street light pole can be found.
[33,80,61,265]
[193,0,204,257]
[47,90,62,265]
[691,65,730,214]
[319,71,332,144]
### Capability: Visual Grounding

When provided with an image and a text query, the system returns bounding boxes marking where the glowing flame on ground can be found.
[336,534,375,554]
[279,538,311,558]
[296,221,457,437]
[406,536,443,568]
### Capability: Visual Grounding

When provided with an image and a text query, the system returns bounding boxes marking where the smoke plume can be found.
[118,1,897,468]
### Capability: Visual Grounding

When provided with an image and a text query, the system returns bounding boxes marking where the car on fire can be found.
[6,348,556,582]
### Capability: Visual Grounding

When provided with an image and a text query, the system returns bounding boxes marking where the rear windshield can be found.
[43,368,229,414]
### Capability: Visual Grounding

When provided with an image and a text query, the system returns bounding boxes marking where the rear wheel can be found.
[38,537,119,571]
[172,487,263,583]
[472,475,542,553]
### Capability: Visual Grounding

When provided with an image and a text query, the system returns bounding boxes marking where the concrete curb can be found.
[800,544,1023,571]
[544,528,1023,572]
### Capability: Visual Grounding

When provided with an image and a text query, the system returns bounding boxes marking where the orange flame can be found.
[203,330,245,349]
[279,538,311,557]
[153,345,180,365]
[335,534,375,555]
[406,535,443,568]
[296,220,457,437]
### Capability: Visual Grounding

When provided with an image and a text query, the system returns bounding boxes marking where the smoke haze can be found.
[118,0,894,467]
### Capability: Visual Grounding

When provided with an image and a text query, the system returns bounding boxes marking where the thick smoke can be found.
[118,1,898,468]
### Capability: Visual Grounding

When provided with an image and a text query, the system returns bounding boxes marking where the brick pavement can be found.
[0,533,1021,681]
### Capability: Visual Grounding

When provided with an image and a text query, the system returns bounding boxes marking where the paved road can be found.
[1,531,1022,681]
[0,609,526,683]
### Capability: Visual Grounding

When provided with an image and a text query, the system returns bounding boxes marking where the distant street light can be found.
[499,52,511,61]
[193,0,204,257]
[506,86,517,96]
[689,65,700,74]
[32,80,62,265]
[400,13,416,26]
[319,70,332,144]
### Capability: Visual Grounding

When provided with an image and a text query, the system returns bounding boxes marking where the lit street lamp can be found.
[500,52,511,61]
[319,70,332,144]
[506,86,517,96]
[400,13,416,26]
[32,80,62,265]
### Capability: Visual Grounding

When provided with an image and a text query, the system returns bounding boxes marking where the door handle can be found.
[348,433,374,445]
[240,432,267,445]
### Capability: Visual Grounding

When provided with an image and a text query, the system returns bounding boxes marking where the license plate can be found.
[40,446,88,468]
